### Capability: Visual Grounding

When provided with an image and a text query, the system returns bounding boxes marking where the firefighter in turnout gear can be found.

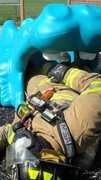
[0,59,101,179]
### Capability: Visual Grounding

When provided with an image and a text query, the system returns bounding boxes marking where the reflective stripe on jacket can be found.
[63,68,101,94]
[32,76,77,102]
[81,80,101,94]
[8,124,15,144]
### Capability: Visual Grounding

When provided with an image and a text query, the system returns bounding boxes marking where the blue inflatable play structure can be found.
[0,3,101,109]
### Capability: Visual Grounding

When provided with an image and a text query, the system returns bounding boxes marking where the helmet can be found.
[6,123,78,180]
[6,142,79,180]
[16,160,62,180]
[6,143,62,180]
[7,122,63,180]
[6,143,79,180]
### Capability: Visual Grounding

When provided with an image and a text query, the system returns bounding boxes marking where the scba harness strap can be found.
[56,109,75,158]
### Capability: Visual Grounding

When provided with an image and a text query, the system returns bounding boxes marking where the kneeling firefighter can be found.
[5,57,101,179]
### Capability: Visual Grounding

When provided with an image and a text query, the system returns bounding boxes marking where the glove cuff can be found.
[48,63,70,83]
[57,63,70,82]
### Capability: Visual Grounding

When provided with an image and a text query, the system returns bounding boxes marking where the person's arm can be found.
[48,63,101,94]
[63,67,101,94]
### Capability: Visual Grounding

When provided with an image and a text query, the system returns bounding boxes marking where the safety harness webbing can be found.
[10,73,76,160]
[55,104,75,158]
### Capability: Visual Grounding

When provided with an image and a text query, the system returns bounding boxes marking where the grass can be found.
[24,0,68,17]
[0,0,68,25]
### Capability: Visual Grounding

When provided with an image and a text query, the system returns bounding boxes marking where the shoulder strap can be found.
[56,109,75,159]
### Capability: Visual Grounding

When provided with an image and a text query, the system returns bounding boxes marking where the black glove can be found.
[48,63,69,83]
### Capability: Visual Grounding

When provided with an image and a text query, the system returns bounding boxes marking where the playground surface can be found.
[0,3,101,179]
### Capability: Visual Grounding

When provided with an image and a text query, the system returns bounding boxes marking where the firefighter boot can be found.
[73,142,98,170]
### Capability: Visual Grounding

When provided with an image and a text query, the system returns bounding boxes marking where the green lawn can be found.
[0,0,68,24]
[24,0,68,18]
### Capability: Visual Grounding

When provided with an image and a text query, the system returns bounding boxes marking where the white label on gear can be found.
[79,51,97,60]
[43,52,60,60]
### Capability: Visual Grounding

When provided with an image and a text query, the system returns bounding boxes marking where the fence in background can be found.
[69,0,101,6]
[0,0,24,24]
[0,0,68,25]
[0,0,101,26]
